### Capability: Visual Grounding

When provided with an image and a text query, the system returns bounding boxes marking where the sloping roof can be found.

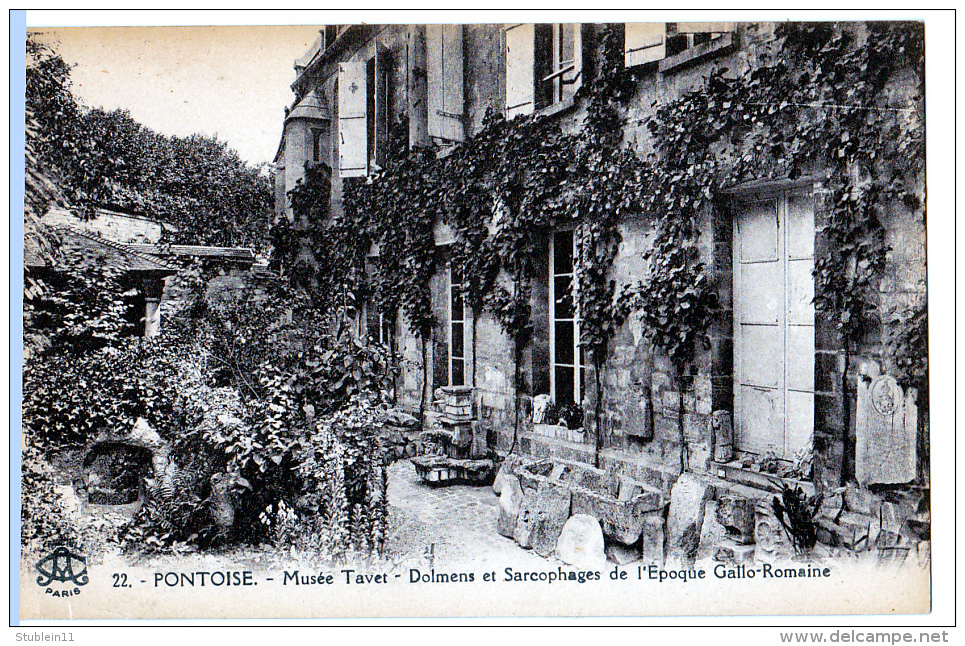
[43,206,178,232]
[286,89,330,122]
[25,226,180,273]
[128,244,257,264]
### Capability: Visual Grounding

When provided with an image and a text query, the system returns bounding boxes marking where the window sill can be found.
[535,97,578,120]
[659,32,738,75]
[532,422,586,443]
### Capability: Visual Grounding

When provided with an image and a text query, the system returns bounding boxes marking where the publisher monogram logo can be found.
[35,546,88,588]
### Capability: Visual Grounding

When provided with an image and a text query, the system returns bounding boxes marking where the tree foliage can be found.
[26,33,273,252]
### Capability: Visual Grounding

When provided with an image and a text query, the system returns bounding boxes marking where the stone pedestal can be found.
[712,410,734,462]
[413,387,496,486]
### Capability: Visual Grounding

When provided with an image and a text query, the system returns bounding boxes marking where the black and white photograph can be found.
[17,11,948,626]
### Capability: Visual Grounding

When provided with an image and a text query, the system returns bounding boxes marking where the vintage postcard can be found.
[17,11,949,626]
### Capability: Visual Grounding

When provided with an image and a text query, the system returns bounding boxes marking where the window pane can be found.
[554,275,574,319]
[451,286,464,321]
[555,321,575,365]
[366,57,376,167]
[452,358,465,387]
[554,231,573,274]
[451,322,464,359]
[559,24,575,65]
[534,24,554,110]
[381,317,393,346]
[555,366,575,406]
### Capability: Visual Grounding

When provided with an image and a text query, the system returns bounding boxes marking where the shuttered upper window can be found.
[338,48,393,178]
[338,61,367,178]
[505,23,583,119]
[426,24,465,145]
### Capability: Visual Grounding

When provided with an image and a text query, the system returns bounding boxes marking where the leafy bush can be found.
[888,300,928,395]
[22,330,188,450]
[294,395,390,559]
[21,427,77,553]
[116,299,395,556]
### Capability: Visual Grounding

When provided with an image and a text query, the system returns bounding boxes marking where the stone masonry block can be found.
[715,494,759,545]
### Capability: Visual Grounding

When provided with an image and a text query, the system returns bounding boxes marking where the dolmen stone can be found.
[514,482,571,557]
[556,514,607,569]
[493,454,520,495]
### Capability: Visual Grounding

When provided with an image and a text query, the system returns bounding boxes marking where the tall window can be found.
[311,127,323,163]
[449,263,466,386]
[550,230,583,406]
[505,23,582,119]
[535,23,581,110]
[366,50,392,170]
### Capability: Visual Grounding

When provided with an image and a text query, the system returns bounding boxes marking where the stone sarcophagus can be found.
[516,458,664,545]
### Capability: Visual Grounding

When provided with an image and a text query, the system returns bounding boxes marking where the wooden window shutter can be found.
[676,22,734,34]
[338,61,367,178]
[427,25,465,144]
[505,23,535,119]
[624,23,666,67]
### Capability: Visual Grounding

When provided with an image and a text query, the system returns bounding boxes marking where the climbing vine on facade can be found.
[292,22,923,456]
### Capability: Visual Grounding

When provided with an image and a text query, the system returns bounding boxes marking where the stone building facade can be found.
[274,22,927,560]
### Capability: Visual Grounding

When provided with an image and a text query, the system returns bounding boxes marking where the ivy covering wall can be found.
[281,22,926,461]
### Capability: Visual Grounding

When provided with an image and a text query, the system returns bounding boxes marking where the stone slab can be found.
[715,494,759,545]
[714,538,756,565]
[856,362,917,485]
[754,498,795,562]
[605,542,641,566]
[697,501,727,561]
